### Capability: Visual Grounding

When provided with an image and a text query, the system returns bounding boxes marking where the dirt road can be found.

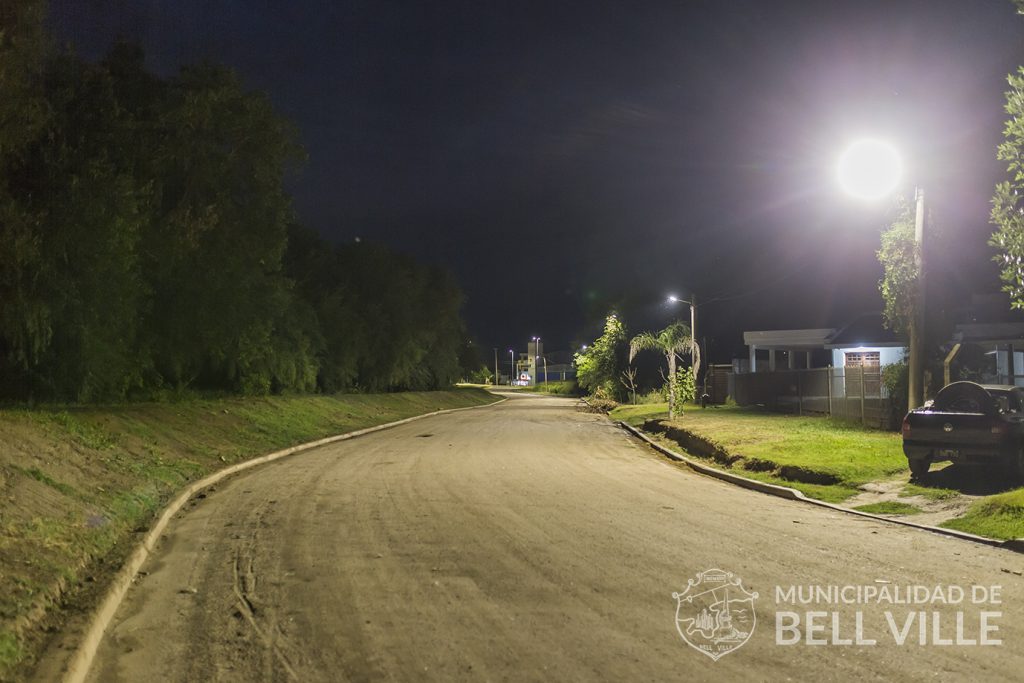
[71,393,1024,681]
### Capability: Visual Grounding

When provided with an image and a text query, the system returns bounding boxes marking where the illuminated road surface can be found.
[69,393,1024,681]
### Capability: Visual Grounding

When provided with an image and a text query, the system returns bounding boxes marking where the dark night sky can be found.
[50,0,1024,360]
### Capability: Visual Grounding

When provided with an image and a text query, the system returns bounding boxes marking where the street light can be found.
[837,139,903,200]
[532,336,544,386]
[508,348,514,386]
[837,139,924,410]
[667,294,699,397]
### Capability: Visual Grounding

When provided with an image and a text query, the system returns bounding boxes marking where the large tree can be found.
[138,62,313,392]
[991,66,1024,308]
[0,0,50,397]
[574,313,627,399]
[877,199,919,334]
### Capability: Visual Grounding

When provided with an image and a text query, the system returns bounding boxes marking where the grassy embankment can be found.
[0,388,498,679]
[612,402,1024,539]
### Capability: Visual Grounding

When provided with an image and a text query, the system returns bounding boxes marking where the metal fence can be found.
[731,367,895,429]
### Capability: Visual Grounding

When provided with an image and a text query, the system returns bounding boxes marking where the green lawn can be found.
[613,401,1024,539]
[941,490,1024,540]
[612,402,906,502]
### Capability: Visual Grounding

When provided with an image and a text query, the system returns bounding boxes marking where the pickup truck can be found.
[901,381,1024,478]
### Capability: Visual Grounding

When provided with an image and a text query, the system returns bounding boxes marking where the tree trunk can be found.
[667,353,676,420]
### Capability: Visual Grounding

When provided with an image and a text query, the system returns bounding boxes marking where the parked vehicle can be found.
[901,382,1024,478]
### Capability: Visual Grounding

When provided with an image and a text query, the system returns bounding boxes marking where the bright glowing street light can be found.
[837,139,925,411]
[837,139,903,200]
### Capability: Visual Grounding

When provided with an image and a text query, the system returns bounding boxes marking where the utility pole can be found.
[690,293,699,397]
[493,348,498,386]
[908,188,925,410]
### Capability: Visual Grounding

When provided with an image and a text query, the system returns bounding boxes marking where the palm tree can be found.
[629,321,692,419]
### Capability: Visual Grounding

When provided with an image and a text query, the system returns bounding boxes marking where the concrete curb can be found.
[61,396,507,683]
[618,421,1024,554]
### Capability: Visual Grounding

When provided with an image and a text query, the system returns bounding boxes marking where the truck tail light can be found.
[991,423,1007,435]
[902,415,911,435]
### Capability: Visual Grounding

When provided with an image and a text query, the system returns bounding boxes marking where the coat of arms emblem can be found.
[673,568,758,661]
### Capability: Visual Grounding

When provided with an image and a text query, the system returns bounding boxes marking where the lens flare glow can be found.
[837,139,903,200]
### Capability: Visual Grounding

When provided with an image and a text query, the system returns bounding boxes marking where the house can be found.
[952,322,1024,386]
[742,314,905,376]
[824,314,905,371]
[949,293,1024,387]
[735,314,906,426]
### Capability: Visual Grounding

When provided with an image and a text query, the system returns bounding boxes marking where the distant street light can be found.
[533,336,546,387]
[837,139,924,410]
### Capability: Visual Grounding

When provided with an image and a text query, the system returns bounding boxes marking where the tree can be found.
[0,16,477,401]
[0,0,50,397]
[991,66,1024,308]
[877,199,919,334]
[629,321,692,419]
[0,0,48,161]
[619,366,638,404]
[138,62,313,392]
[574,314,627,399]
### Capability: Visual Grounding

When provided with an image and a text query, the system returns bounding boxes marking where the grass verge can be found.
[853,501,923,515]
[940,490,1024,540]
[0,388,498,679]
[612,402,906,503]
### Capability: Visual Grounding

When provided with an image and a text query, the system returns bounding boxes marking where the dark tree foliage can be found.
[0,0,51,397]
[285,226,465,392]
[0,10,471,400]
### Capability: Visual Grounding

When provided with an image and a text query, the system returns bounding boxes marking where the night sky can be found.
[50,0,1024,361]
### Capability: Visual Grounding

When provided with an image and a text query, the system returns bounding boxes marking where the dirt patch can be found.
[776,465,841,486]
[643,420,739,466]
[845,478,978,527]
[738,458,776,472]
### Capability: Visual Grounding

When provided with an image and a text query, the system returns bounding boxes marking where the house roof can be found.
[825,313,902,349]
[743,328,835,350]
[743,313,904,351]
[954,322,1024,345]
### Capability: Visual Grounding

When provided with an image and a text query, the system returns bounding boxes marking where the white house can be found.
[743,314,905,375]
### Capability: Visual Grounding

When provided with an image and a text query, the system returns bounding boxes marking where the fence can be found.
[731,366,895,429]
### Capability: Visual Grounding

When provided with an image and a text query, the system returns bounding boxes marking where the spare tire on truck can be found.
[931,381,995,414]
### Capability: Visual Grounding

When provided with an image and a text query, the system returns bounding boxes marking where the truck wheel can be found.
[908,457,930,479]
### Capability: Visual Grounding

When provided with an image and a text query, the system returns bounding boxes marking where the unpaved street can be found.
[77,393,1024,681]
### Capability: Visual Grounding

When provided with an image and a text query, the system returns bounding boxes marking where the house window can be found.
[844,351,880,367]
